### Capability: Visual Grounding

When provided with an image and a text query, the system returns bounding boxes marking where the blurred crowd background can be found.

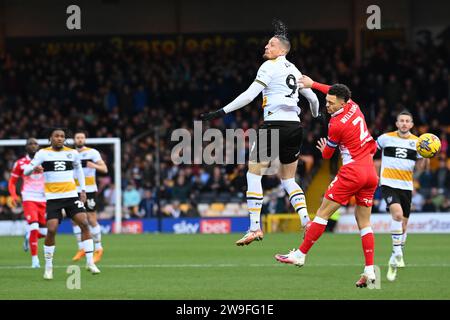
[0,30,449,220]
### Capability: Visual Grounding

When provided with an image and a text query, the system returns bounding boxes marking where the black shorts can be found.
[78,192,98,212]
[249,121,303,164]
[381,185,412,218]
[46,197,86,222]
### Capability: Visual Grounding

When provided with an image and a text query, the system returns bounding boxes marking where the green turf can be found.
[1,233,449,299]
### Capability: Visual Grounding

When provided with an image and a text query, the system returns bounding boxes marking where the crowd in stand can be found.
[0,33,449,220]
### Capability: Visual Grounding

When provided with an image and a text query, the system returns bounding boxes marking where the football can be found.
[416,133,441,158]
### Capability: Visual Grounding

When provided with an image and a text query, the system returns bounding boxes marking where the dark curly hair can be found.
[328,84,352,101]
[47,127,66,139]
[272,19,291,53]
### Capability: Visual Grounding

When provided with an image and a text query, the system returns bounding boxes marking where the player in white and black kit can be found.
[376,110,428,281]
[200,20,319,245]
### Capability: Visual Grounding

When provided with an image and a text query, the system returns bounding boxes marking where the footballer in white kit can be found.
[71,130,108,263]
[376,110,428,281]
[200,20,319,246]
[24,128,100,280]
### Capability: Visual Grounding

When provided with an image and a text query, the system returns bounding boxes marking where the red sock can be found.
[299,219,327,254]
[30,230,39,256]
[361,231,375,266]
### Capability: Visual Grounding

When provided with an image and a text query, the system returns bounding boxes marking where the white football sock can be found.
[390,219,403,256]
[91,224,103,250]
[73,225,83,250]
[364,265,375,275]
[401,231,407,250]
[281,178,310,227]
[83,239,95,265]
[246,172,263,231]
[44,245,55,268]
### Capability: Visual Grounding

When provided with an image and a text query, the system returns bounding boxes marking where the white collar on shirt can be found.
[331,107,345,117]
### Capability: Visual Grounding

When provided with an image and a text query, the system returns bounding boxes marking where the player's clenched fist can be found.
[298,75,314,89]
[316,137,328,153]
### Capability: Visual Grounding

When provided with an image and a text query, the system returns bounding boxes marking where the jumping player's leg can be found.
[235,161,267,246]
[279,161,310,228]
[354,166,378,287]
[274,197,341,266]
[354,204,376,287]
[299,198,341,254]
[354,205,375,276]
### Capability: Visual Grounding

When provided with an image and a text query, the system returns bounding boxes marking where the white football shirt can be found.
[255,55,303,121]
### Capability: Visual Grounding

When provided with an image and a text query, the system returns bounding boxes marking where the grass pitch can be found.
[1,233,449,300]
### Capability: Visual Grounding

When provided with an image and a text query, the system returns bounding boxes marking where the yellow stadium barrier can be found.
[263,213,302,233]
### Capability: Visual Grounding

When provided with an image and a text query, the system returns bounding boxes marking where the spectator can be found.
[430,187,445,212]
[411,189,425,212]
[171,175,191,202]
[138,189,158,218]
[433,159,450,189]
[123,183,141,218]
[441,198,450,212]
[205,167,228,194]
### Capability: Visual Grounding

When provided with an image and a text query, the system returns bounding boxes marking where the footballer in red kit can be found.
[8,138,47,268]
[275,75,379,288]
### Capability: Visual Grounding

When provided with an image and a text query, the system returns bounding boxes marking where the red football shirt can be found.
[326,99,377,165]
[311,82,377,165]
[11,155,46,202]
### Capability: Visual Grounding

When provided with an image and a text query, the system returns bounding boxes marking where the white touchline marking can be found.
[1,263,450,270]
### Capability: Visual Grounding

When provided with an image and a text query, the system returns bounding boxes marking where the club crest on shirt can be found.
[67,153,72,159]
[410,141,416,148]
[386,196,393,204]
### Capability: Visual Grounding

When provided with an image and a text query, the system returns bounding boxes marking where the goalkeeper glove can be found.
[199,109,226,121]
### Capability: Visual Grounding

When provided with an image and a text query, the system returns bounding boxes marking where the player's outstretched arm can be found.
[299,87,320,118]
[199,82,265,121]
[298,75,331,95]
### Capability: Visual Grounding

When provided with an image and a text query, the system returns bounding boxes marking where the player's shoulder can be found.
[385,131,398,138]
[377,132,389,140]
[16,155,28,163]
[79,146,94,152]
[259,59,276,71]
[62,146,78,156]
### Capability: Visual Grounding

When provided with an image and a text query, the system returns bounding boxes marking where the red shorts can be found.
[22,201,47,225]
[325,162,379,207]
